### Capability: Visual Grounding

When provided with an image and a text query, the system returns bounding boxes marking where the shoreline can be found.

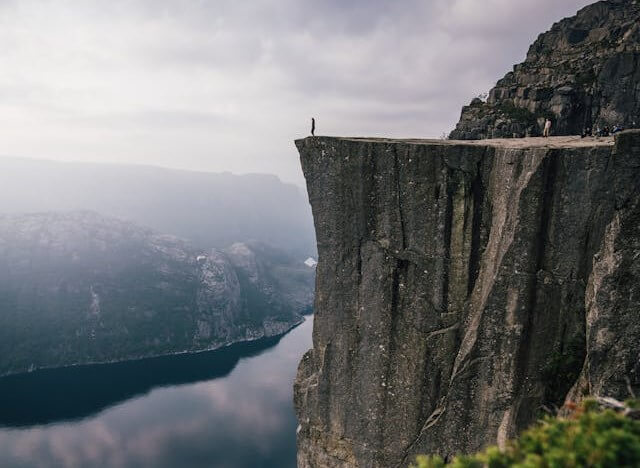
[0,316,307,381]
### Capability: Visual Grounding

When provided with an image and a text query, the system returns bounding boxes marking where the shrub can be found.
[496,102,538,127]
[414,399,640,468]
[540,334,586,407]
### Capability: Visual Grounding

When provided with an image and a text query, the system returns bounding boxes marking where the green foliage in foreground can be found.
[414,399,640,468]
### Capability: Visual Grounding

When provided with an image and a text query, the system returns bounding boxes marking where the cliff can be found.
[450,0,640,139]
[0,211,313,376]
[294,132,640,467]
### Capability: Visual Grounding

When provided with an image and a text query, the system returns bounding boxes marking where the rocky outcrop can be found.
[450,0,640,140]
[294,132,640,467]
[0,211,313,376]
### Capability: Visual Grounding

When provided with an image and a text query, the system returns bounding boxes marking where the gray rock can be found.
[450,0,640,139]
[294,132,640,467]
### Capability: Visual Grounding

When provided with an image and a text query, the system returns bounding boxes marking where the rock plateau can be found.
[294,132,640,466]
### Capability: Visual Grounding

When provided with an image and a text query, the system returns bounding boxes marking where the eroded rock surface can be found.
[450,0,640,139]
[294,132,640,467]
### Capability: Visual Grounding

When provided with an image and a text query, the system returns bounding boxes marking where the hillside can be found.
[0,211,314,376]
[0,158,316,256]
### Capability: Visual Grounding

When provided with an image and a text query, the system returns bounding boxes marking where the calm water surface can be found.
[0,317,313,468]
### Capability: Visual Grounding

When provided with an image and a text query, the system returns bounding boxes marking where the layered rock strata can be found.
[294,132,640,467]
[450,0,640,139]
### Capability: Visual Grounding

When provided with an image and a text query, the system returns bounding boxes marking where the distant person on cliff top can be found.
[543,119,552,137]
[311,117,316,136]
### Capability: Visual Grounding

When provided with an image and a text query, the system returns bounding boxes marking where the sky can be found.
[0,0,594,186]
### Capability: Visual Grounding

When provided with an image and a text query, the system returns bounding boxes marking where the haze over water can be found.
[0,317,313,468]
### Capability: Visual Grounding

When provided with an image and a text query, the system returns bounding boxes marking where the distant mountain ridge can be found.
[0,211,314,377]
[0,157,316,256]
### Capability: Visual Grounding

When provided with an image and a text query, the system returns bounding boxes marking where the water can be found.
[0,317,313,468]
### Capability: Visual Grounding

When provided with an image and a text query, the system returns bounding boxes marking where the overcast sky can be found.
[0,0,593,185]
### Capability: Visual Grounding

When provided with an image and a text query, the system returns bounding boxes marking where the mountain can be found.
[0,211,314,377]
[0,157,316,256]
[450,0,640,139]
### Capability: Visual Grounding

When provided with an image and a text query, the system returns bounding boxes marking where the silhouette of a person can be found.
[311,117,316,136]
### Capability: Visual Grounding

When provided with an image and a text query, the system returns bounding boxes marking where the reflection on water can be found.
[0,333,287,428]
[0,317,313,468]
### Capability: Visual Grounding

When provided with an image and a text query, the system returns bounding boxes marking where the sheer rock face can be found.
[450,0,640,140]
[294,132,640,467]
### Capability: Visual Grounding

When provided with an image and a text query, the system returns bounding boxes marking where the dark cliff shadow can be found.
[0,333,286,428]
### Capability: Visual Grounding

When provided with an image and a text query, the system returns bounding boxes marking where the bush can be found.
[540,334,586,407]
[414,399,640,468]
[496,102,538,127]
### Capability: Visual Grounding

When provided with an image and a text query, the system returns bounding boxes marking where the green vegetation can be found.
[496,102,539,127]
[575,69,597,89]
[541,334,586,407]
[414,399,640,468]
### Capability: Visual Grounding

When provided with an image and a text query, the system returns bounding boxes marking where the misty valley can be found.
[0,158,316,467]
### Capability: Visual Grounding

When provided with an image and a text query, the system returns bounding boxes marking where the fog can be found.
[0,157,315,256]
[0,0,593,186]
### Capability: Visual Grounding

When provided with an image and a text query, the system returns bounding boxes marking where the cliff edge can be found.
[294,132,640,467]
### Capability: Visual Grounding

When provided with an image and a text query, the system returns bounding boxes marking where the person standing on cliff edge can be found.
[543,118,552,137]
[311,117,316,136]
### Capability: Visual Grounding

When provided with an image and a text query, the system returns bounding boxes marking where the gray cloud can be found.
[0,0,593,184]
